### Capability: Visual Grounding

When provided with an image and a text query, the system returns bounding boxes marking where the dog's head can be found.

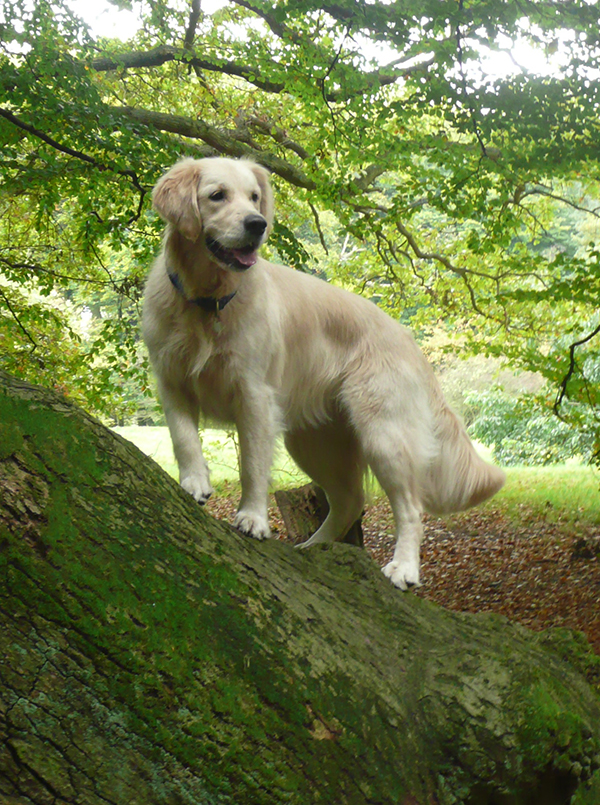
[152,157,274,272]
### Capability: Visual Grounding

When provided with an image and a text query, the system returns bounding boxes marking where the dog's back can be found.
[260,261,506,514]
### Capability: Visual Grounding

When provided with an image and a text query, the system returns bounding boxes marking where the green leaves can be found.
[467,386,597,466]
[0,0,598,451]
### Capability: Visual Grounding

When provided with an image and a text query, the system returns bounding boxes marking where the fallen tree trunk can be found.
[0,369,599,805]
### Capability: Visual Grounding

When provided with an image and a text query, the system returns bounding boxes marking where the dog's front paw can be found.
[382,560,421,591]
[234,510,271,541]
[180,474,214,505]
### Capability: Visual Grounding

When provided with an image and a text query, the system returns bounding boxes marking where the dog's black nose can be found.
[244,214,267,237]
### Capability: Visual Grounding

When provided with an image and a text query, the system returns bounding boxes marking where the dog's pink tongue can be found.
[233,249,257,267]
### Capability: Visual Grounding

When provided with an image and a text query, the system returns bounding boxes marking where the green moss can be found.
[0,418,24,457]
[538,628,600,693]
[572,769,600,804]
[3,372,600,805]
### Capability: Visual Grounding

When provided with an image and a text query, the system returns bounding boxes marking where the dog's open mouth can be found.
[206,237,259,271]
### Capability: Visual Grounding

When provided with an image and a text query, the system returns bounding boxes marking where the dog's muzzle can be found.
[206,214,267,271]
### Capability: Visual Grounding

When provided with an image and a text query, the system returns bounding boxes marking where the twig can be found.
[454,4,488,159]
[554,323,600,416]
[519,186,600,219]
[0,257,114,287]
[0,287,39,352]
[308,203,329,254]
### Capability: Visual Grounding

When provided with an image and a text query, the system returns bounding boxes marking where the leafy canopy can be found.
[0,0,598,454]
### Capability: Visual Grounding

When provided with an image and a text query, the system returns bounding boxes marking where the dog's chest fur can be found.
[193,348,239,423]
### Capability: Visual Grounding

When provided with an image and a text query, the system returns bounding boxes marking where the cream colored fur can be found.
[143,157,505,589]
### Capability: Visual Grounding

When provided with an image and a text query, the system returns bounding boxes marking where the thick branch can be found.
[183,0,201,50]
[2,369,600,804]
[91,45,288,94]
[113,105,317,189]
[90,43,423,101]
[353,163,388,191]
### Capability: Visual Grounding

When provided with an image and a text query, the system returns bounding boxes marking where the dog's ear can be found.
[249,163,274,236]
[153,159,203,241]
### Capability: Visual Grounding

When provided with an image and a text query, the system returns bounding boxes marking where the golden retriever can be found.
[142,157,505,589]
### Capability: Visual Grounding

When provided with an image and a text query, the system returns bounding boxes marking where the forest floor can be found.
[206,492,600,656]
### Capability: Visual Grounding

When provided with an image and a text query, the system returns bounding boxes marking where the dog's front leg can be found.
[233,389,278,540]
[158,380,214,504]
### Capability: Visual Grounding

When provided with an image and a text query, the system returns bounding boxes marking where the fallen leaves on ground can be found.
[206,493,600,655]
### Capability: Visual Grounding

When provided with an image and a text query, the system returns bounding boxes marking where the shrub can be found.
[465,387,596,466]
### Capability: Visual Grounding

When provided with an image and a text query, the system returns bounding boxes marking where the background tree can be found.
[0,0,599,452]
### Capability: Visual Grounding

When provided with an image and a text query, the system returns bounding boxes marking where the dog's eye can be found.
[209,190,225,201]
[251,192,260,203]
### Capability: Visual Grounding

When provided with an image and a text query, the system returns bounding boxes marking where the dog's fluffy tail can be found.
[422,402,505,516]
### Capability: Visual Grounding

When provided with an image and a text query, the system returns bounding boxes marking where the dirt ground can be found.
[206,494,600,656]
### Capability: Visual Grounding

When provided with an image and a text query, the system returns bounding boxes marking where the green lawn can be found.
[113,425,309,489]
[114,426,600,527]
[494,463,600,527]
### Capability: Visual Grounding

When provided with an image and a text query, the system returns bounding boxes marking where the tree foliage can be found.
[0,0,599,449]
[466,386,597,466]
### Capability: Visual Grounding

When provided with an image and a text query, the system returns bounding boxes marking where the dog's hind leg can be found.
[361,426,425,590]
[285,422,365,548]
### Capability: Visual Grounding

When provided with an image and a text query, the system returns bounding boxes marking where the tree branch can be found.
[395,221,503,322]
[226,0,301,43]
[0,107,147,221]
[0,258,113,288]
[113,105,317,189]
[554,323,600,416]
[519,185,600,219]
[91,45,289,93]
[396,221,467,279]
[235,112,310,160]
[0,287,40,353]
[308,203,329,254]
[183,0,202,50]
[90,43,425,101]
[352,163,388,192]
[454,10,488,159]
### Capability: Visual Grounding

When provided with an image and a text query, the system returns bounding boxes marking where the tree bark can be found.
[1,370,599,805]
[274,484,364,547]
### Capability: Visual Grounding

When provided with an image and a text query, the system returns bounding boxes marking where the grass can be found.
[496,463,600,528]
[114,426,600,528]
[113,425,309,490]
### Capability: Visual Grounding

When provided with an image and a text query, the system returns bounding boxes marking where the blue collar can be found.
[168,272,237,313]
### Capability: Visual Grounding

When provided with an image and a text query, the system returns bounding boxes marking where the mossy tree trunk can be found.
[1,369,600,805]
